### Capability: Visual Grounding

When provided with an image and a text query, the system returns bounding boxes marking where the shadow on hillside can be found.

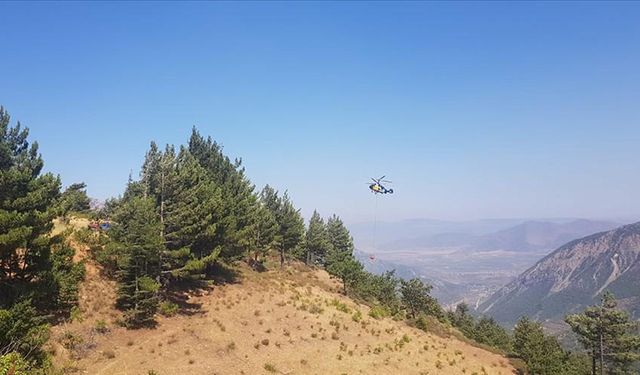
[247,258,267,272]
[206,262,241,284]
[161,263,241,316]
[164,287,206,316]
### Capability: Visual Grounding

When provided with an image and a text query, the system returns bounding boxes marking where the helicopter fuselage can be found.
[369,183,393,194]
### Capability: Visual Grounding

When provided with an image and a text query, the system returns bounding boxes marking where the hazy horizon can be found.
[2,2,639,223]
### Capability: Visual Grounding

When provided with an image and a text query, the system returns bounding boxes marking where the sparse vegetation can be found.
[94,319,109,334]
[70,306,83,323]
[264,363,277,372]
[330,299,351,313]
[60,331,84,351]
[368,305,390,320]
[352,310,363,322]
[308,304,324,314]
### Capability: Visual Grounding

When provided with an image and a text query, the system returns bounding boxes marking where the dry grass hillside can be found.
[47,221,517,375]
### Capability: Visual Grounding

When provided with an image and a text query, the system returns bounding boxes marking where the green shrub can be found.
[415,315,429,331]
[0,352,30,375]
[368,305,389,320]
[352,310,362,322]
[70,306,83,322]
[119,276,160,328]
[264,363,277,373]
[51,245,86,310]
[94,319,109,334]
[415,314,451,338]
[72,228,93,245]
[158,301,179,317]
[0,300,51,365]
[330,299,351,313]
[308,304,324,314]
[60,331,84,351]
[93,243,119,275]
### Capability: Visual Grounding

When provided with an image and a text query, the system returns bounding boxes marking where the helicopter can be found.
[368,176,394,194]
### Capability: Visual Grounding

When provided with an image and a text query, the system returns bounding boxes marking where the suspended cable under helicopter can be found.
[367,175,394,260]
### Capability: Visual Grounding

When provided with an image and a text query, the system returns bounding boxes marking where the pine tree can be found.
[514,316,566,375]
[449,303,475,338]
[188,129,259,261]
[260,185,280,214]
[258,186,305,268]
[276,193,304,268]
[57,182,91,219]
[566,291,640,375]
[139,144,224,281]
[49,241,85,310]
[140,141,163,200]
[304,210,330,266]
[110,196,162,327]
[0,107,78,365]
[325,215,354,260]
[324,215,363,294]
[0,299,49,365]
[140,143,178,241]
[473,316,512,352]
[0,107,62,308]
[399,278,441,319]
[362,271,401,313]
[247,202,279,268]
[328,255,363,295]
[162,148,223,279]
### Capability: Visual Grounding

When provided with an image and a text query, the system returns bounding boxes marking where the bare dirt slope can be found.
[48,229,516,375]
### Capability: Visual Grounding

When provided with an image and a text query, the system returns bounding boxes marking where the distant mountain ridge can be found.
[382,219,621,252]
[479,221,640,326]
[351,218,624,310]
[350,218,528,252]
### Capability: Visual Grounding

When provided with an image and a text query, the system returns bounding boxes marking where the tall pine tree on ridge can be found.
[0,107,84,366]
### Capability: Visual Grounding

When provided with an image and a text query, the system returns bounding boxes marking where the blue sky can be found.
[1,2,639,224]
